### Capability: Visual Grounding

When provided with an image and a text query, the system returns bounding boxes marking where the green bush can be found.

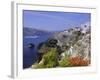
[59,53,71,67]
[59,58,71,67]
[45,38,58,48]
[36,48,59,68]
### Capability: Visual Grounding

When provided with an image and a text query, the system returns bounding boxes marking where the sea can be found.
[23,34,52,68]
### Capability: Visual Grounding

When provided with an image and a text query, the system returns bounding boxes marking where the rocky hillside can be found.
[31,22,91,68]
[54,22,91,60]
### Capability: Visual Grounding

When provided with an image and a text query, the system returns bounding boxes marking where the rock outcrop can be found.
[54,22,91,61]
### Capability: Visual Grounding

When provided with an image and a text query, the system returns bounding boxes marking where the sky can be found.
[23,10,91,31]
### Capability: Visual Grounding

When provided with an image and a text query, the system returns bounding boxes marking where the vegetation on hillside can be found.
[31,25,90,68]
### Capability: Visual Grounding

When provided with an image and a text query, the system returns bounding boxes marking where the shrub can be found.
[59,57,71,67]
[69,56,81,66]
[43,48,58,67]
[45,38,58,48]
[56,45,63,55]
[59,53,71,67]
[79,59,90,66]
[69,56,89,66]
[36,48,59,68]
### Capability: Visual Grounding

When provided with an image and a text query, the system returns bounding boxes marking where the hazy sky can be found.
[23,10,91,31]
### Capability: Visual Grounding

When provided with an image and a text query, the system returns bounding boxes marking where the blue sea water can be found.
[23,34,52,68]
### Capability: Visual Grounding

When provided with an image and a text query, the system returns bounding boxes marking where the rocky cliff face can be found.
[54,23,91,60]
[31,23,91,68]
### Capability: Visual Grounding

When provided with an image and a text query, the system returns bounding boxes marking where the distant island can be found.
[23,27,52,37]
